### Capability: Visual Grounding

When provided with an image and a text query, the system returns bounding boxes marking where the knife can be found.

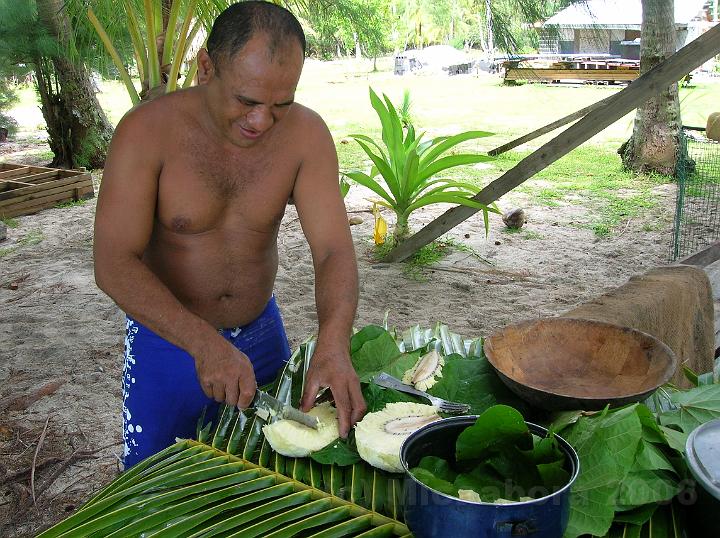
[251,389,319,430]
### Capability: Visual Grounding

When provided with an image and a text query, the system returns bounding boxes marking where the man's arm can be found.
[93,106,257,409]
[292,109,365,437]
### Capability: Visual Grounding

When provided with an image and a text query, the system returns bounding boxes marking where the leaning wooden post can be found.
[381,24,720,263]
[487,93,617,156]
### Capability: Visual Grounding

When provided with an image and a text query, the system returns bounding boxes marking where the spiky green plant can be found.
[345,88,499,241]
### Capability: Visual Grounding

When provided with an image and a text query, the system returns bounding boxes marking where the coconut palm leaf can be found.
[38,441,409,537]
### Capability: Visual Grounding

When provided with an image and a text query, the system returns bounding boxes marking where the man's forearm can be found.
[95,253,219,357]
[313,248,359,350]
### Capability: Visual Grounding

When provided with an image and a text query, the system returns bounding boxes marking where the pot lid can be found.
[685,419,720,501]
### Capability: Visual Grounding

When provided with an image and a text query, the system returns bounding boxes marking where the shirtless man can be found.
[93,1,365,468]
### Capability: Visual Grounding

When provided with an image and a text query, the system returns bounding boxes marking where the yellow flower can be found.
[373,202,388,245]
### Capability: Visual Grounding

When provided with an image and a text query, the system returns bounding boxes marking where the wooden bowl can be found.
[483,318,678,411]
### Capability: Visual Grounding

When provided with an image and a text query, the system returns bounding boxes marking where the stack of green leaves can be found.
[552,368,720,538]
[410,405,570,503]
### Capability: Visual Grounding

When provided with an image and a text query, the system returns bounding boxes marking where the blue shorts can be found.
[122,297,290,468]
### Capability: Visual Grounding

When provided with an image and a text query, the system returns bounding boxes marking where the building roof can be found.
[543,0,707,29]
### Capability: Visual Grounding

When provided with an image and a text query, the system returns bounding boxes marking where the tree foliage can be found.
[0,1,113,168]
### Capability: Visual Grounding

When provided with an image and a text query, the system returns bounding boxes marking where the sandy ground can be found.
[0,145,675,536]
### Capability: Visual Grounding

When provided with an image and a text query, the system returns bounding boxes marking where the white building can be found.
[538,0,713,59]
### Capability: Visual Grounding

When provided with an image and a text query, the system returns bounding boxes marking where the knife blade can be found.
[251,389,319,430]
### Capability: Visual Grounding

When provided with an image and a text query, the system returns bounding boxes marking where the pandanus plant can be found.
[345,88,499,242]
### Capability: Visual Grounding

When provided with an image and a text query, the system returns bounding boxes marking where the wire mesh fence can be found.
[671,129,720,260]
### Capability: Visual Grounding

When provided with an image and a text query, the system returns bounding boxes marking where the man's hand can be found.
[194,338,257,409]
[300,347,366,437]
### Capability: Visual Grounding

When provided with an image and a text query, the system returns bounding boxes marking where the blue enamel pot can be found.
[400,416,579,538]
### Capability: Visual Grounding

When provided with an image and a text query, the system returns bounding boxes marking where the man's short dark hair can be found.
[207,1,306,72]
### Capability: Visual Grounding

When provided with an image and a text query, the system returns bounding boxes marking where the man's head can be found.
[197,2,306,147]
[206,1,305,76]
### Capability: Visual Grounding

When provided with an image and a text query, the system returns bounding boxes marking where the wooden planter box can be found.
[0,162,94,218]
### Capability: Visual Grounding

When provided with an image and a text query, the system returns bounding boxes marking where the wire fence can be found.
[671,129,720,260]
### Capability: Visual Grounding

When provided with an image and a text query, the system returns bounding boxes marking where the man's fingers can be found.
[211,383,225,403]
[300,378,322,412]
[225,383,239,409]
[238,380,256,409]
[349,382,367,425]
[333,385,352,438]
[201,381,214,399]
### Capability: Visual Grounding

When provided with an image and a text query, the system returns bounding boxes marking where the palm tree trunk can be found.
[36,0,113,169]
[619,0,681,175]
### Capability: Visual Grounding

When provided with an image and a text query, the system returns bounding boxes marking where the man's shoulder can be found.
[286,103,331,142]
[117,88,200,136]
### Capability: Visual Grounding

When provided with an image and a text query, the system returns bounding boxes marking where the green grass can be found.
[373,236,482,280]
[10,57,714,240]
[55,199,88,209]
[502,228,544,240]
[17,228,44,246]
[0,246,16,257]
[1,217,19,228]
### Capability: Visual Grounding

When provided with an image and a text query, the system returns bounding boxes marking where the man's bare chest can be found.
[156,138,298,234]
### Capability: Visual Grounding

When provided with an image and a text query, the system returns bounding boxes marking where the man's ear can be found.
[196,49,215,85]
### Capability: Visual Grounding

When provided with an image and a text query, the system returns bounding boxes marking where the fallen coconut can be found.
[502,208,526,229]
[355,402,441,473]
[262,402,339,457]
[402,349,444,391]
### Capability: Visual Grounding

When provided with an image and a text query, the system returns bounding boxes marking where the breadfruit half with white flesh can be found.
[355,402,441,473]
[402,349,444,391]
[262,402,339,457]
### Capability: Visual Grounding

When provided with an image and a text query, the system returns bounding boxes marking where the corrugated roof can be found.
[544,0,707,28]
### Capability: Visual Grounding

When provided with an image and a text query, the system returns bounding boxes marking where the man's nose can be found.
[246,106,273,131]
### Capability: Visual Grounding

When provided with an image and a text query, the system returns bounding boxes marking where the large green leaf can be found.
[562,406,642,538]
[428,355,529,416]
[349,325,420,383]
[353,138,401,201]
[456,405,532,462]
[659,384,720,433]
[311,437,362,467]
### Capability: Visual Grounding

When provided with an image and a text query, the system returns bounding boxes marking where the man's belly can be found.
[143,229,279,328]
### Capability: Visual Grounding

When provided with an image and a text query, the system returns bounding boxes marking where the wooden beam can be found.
[0,167,31,179]
[488,93,618,156]
[680,241,720,268]
[381,24,720,263]
[505,68,638,82]
[0,180,36,187]
[0,175,92,203]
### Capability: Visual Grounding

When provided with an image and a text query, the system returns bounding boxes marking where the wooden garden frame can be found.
[0,163,94,219]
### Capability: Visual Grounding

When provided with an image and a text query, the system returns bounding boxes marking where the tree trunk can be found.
[35,0,113,169]
[619,0,681,175]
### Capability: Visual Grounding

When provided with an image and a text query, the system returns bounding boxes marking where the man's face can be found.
[200,34,304,147]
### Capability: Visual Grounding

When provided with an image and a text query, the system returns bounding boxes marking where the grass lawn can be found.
[8,57,717,237]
